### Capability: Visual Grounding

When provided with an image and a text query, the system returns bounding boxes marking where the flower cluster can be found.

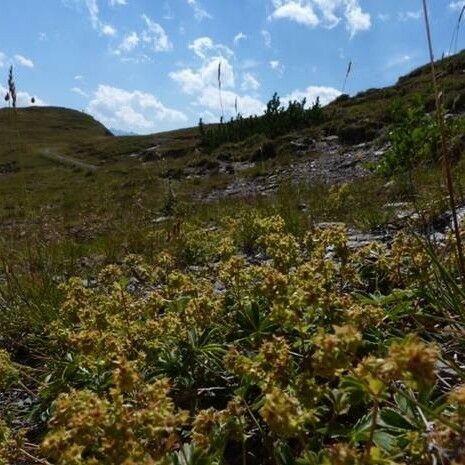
[5,212,460,464]
[0,349,19,390]
[42,359,188,465]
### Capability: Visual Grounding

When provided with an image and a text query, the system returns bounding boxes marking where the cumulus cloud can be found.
[269,0,371,36]
[188,37,233,60]
[86,85,187,134]
[113,16,172,57]
[283,85,341,106]
[271,1,319,27]
[109,0,126,5]
[197,87,265,116]
[115,32,140,54]
[344,1,371,36]
[0,84,45,106]
[241,73,260,91]
[141,14,172,52]
[187,0,212,21]
[170,37,265,119]
[170,57,235,94]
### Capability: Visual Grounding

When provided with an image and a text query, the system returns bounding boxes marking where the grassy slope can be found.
[2,50,465,163]
[1,50,465,264]
[4,57,465,465]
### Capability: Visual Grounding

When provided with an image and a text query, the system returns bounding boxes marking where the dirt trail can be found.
[40,148,98,172]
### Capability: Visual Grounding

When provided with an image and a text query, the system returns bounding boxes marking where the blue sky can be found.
[0,0,464,134]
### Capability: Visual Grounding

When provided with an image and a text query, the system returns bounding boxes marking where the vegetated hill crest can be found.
[2,49,465,161]
[0,106,112,142]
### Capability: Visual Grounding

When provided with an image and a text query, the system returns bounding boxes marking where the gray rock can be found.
[153,216,173,224]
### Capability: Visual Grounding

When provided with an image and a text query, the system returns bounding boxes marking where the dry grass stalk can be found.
[8,66,17,109]
[342,60,352,94]
[422,0,465,280]
[449,5,465,56]
[218,61,224,121]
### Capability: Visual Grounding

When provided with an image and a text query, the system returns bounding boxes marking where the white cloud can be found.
[71,0,118,36]
[170,37,264,119]
[0,52,7,67]
[71,87,89,98]
[269,0,371,36]
[113,16,172,57]
[141,14,172,52]
[398,10,421,21]
[170,57,235,94]
[84,0,99,28]
[234,32,247,45]
[197,87,265,117]
[74,75,84,80]
[283,85,341,106]
[312,0,340,27]
[109,0,126,5]
[0,84,45,106]
[87,85,187,134]
[15,55,34,68]
[270,60,285,76]
[261,30,272,48]
[343,0,371,36]
[270,1,319,27]
[188,37,233,60]
[101,24,117,36]
[241,73,260,91]
[39,32,48,41]
[115,32,140,54]
[186,0,212,21]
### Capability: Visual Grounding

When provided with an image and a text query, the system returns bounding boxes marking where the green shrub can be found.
[379,99,439,177]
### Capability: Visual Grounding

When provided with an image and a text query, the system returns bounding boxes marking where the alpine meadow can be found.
[4,1,465,464]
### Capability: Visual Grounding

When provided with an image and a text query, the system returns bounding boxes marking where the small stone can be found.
[153,216,172,224]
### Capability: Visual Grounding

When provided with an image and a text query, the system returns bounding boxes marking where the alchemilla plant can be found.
[2,212,465,464]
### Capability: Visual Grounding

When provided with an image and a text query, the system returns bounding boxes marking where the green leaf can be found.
[379,408,415,431]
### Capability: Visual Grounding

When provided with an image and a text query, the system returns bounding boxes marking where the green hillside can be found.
[0,106,112,149]
[4,44,465,465]
[2,50,465,166]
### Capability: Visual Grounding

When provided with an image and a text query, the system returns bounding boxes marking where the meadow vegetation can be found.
[3,36,465,465]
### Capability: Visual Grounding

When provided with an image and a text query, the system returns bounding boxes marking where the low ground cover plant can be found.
[1,213,465,464]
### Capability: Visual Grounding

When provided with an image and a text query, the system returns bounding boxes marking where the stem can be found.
[18,380,36,397]
[365,400,379,459]
[20,448,53,465]
[422,0,465,282]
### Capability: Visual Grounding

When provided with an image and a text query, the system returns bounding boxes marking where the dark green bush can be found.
[200,93,325,152]
[379,99,439,177]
